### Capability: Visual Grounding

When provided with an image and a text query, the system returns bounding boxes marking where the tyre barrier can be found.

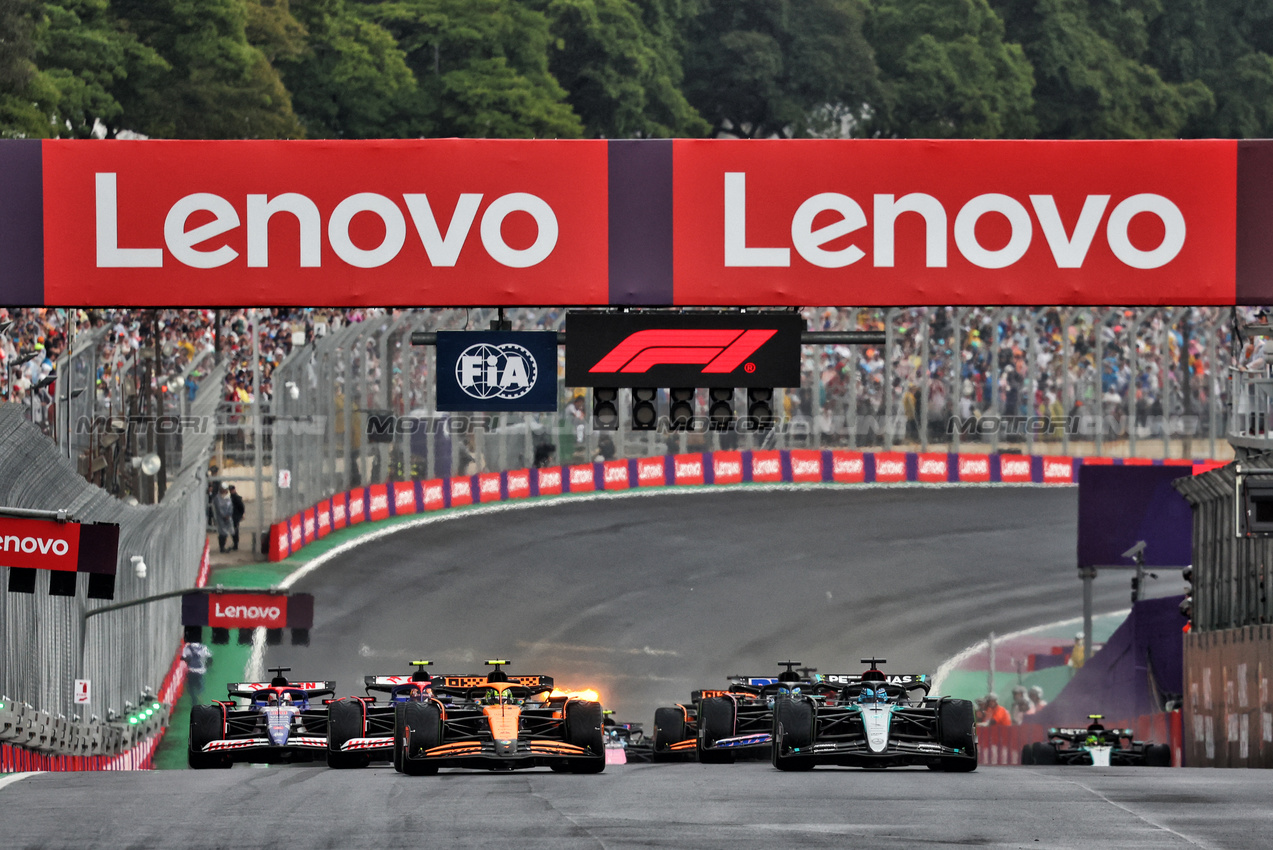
[269,450,1224,561]
[978,711,1184,766]
[0,542,210,772]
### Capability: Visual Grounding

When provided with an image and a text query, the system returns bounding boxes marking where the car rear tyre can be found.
[392,704,406,773]
[1032,741,1059,765]
[1020,743,1036,765]
[565,701,606,773]
[188,704,231,769]
[653,706,687,762]
[327,698,369,769]
[401,702,441,776]
[1146,743,1172,767]
[698,697,736,764]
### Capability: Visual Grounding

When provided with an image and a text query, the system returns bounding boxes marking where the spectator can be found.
[182,640,213,703]
[1027,686,1048,714]
[212,483,234,553]
[1009,686,1032,724]
[228,485,246,551]
[1069,632,1087,671]
[980,692,1012,726]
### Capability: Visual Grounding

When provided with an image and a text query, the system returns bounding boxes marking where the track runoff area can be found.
[4,138,1270,845]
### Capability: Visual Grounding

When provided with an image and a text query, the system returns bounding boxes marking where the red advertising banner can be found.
[507,470,531,499]
[751,450,783,483]
[41,140,610,306]
[393,481,417,515]
[999,455,1033,483]
[957,454,992,482]
[917,453,949,483]
[289,515,302,548]
[422,479,445,511]
[478,472,502,502]
[302,508,316,542]
[450,477,473,507]
[831,451,865,483]
[636,457,666,487]
[537,467,563,496]
[347,490,366,525]
[713,451,743,484]
[1042,456,1075,484]
[874,452,907,482]
[673,454,705,485]
[331,492,347,529]
[671,139,1237,306]
[316,500,331,538]
[367,484,390,520]
[568,464,596,492]
[207,593,288,629]
[602,460,630,490]
[270,522,290,561]
[789,450,823,482]
[0,516,81,571]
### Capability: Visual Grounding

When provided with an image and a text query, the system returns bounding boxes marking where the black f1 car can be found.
[1022,715,1172,766]
[325,660,438,768]
[770,658,978,772]
[393,660,606,775]
[653,662,849,763]
[188,667,335,769]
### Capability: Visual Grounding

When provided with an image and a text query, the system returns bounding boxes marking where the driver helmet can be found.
[482,688,502,705]
[266,692,278,705]
[858,685,888,705]
[280,692,293,705]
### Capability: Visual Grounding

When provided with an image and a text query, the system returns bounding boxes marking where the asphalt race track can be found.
[266,486,1137,724]
[3,762,1269,848]
[10,485,1246,850]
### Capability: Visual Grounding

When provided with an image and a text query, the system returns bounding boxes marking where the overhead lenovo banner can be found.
[182,590,314,629]
[565,311,802,387]
[5,138,1273,306]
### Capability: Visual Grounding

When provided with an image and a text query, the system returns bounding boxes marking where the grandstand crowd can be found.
[0,305,1248,449]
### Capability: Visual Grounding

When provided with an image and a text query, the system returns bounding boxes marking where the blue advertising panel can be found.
[1077,465,1193,568]
[436,332,558,412]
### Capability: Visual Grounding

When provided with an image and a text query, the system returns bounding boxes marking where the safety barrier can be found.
[977,711,1184,766]
[269,449,1224,561]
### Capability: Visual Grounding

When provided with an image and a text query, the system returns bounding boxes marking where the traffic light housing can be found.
[593,387,619,430]
[669,388,695,431]
[708,388,734,431]
[1180,566,1193,625]
[748,387,775,429]
[631,388,657,430]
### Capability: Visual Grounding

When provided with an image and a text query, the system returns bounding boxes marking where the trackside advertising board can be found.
[6,138,1273,306]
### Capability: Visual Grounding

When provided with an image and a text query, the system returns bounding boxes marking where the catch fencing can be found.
[267,307,1236,528]
[0,370,214,764]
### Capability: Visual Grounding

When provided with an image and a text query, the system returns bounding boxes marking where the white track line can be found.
[930,609,1130,693]
[0,771,41,791]
[247,481,1069,681]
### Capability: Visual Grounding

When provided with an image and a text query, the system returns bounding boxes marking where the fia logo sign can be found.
[456,342,538,401]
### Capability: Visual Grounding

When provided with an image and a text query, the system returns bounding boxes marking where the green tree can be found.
[358,0,583,138]
[275,0,420,137]
[679,0,879,138]
[989,0,1210,138]
[527,0,708,137]
[0,0,53,136]
[864,0,1035,138]
[110,0,305,138]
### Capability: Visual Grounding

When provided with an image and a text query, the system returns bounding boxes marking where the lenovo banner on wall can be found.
[4,138,1273,306]
[565,311,803,387]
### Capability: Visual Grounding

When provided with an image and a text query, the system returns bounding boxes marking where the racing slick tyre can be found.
[564,701,606,773]
[1145,743,1172,767]
[1021,743,1036,765]
[392,704,406,773]
[771,697,815,772]
[936,698,978,772]
[188,704,231,769]
[1032,741,1059,765]
[400,702,441,776]
[652,707,687,762]
[697,697,736,764]
[327,698,371,769]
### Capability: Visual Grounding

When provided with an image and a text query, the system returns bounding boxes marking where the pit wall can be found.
[977,712,1184,766]
[269,450,1224,561]
[1183,626,1273,768]
[0,542,210,772]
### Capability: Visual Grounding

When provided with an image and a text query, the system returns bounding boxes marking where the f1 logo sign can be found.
[565,312,801,388]
[588,329,776,374]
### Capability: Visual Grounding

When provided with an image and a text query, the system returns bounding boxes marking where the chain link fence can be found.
[267,307,1236,524]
